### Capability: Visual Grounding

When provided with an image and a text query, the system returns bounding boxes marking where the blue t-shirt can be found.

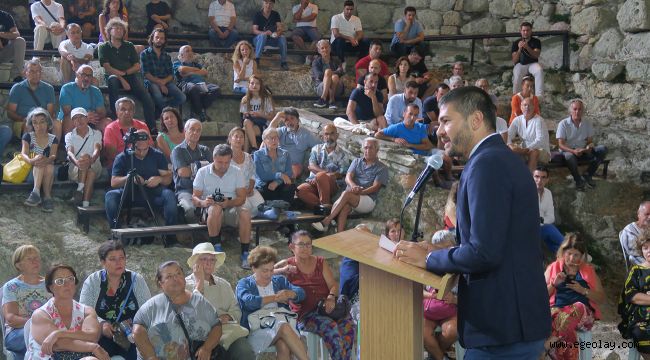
[382,122,429,155]
[385,93,423,126]
[57,82,105,120]
[112,147,168,180]
[346,157,389,201]
[9,80,55,117]
[391,19,423,46]
[349,88,384,121]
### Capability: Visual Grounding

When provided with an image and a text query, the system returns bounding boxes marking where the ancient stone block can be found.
[489,0,513,18]
[571,6,616,35]
[460,17,505,35]
[442,11,461,26]
[617,0,650,33]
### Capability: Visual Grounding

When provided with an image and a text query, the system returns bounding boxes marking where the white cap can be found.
[70,107,88,118]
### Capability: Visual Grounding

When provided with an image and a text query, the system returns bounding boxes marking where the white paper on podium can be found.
[379,234,397,253]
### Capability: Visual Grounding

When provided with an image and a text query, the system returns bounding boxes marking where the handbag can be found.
[219,322,249,350]
[167,296,224,360]
[52,351,93,360]
[111,272,136,351]
[247,308,298,332]
[58,132,91,181]
[2,153,32,184]
[317,294,350,321]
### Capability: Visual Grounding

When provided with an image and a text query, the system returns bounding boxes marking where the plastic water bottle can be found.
[120,321,135,343]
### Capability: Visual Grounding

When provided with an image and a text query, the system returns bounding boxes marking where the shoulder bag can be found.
[167,296,225,360]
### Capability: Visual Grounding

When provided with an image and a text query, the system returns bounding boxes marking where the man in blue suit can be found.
[395,86,551,358]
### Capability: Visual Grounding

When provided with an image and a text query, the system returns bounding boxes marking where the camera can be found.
[123,127,149,145]
[211,188,225,203]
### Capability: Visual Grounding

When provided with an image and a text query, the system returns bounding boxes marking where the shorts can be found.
[314,81,344,97]
[243,116,268,132]
[530,148,550,163]
[352,195,375,214]
[68,158,103,181]
[202,205,242,226]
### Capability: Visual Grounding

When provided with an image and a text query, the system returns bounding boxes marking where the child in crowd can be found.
[240,75,275,151]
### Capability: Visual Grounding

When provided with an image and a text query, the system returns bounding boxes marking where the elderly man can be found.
[346,72,387,130]
[64,108,103,207]
[0,9,26,82]
[375,103,432,155]
[621,201,650,266]
[102,97,153,169]
[312,137,388,233]
[312,39,344,109]
[330,0,369,68]
[556,99,608,191]
[385,80,423,126]
[355,40,389,82]
[193,144,252,268]
[269,107,320,179]
[390,6,424,57]
[30,0,66,50]
[507,97,550,172]
[534,166,564,253]
[173,45,220,122]
[99,18,156,131]
[208,0,239,48]
[58,23,94,83]
[512,21,543,98]
[252,0,289,71]
[58,65,111,136]
[6,60,55,139]
[171,119,212,223]
[297,124,350,209]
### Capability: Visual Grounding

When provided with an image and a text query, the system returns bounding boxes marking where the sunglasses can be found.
[53,275,76,286]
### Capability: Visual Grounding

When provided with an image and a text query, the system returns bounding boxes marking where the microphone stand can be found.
[399,180,427,243]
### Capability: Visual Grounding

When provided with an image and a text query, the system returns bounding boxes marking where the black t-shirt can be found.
[408,60,428,79]
[146,1,172,34]
[349,87,384,121]
[511,37,541,65]
[0,10,16,47]
[357,75,388,92]
[253,10,281,33]
[422,95,439,124]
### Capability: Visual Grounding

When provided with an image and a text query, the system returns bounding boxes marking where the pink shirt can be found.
[103,119,152,168]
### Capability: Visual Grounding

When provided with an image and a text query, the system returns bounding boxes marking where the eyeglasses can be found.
[78,73,94,78]
[293,243,312,248]
[53,275,76,286]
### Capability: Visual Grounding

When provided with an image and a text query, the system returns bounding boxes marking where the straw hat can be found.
[187,242,226,269]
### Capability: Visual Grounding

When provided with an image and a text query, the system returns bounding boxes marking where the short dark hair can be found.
[45,264,79,293]
[521,21,533,29]
[160,107,183,134]
[284,107,300,120]
[405,80,419,89]
[364,72,379,82]
[98,240,126,261]
[409,47,424,57]
[148,28,166,48]
[535,165,549,175]
[436,83,450,91]
[404,6,416,14]
[156,261,182,285]
[406,103,420,112]
[213,144,233,158]
[370,39,382,48]
[291,230,312,243]
[438,86,496,132]
[343,0,354,7]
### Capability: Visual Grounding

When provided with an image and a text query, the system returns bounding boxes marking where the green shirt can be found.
[98,40,138,72]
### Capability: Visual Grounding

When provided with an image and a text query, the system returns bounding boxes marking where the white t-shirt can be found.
[31,1,64,23]
[496,117,508,134]
[507,114,550,156]
[208,0,236,28]
[538,187,555,225]
[240,96,274,115]
[65,127,103,157]
[330,13,362,43]
[292,3,318,28]
[193,163,246,199]
[58,39,94,59]
[233,59,254,88]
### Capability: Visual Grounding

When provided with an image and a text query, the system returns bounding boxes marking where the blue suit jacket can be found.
[426,134,551,348]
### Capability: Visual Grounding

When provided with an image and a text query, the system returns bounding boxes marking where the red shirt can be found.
[103,119,152,168]
[287,256,330,320]
[355,55,389,82]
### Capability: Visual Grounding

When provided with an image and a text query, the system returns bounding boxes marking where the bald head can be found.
[322,124,338,147]
[638,201,650,228]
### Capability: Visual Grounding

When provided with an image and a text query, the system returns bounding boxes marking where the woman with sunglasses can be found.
[26,264,109,360]
[79,241,151,360]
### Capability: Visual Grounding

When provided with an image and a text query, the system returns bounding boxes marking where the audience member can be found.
[312,39,344,109]
[133,261,224,360]
[448,75,463,90]
[507,97,550,172]
[407,48,433,98]
[58,23,94,85]
[388,56,413,98]
[65,108,103,207]
[193,144,252,268]
[7,60,56,139]
[346,72,386,130]
[58,64,110,137]
[22,108,58,212]
[620,201,650,266]
[422,83,449,128]
[98,0,128,44]
[297,124,350,209]
[79,241,152,360]
[385,80,423,126]
[140,28,186,119]
[313,137,388,232]
[2,245,50,360]
[422,83,454,184]
[390,6,424,57]
[66,0,96,38]
[102,97,152,169]
[232,40,257,95]
[185,243,256,360]
[241,75,276,151]
[376,103,432,155]
[445,62,468,86]
[533,166,564,254]
[254,128,296,204]
[509,75,540,124]
[31,0,66,51]
[545,234,604,360]
[99,18,157,130]
[0,10,26,82]
[26,264,109,360]
[355,40,389,82]
[174,45,220,122]
[171,118,211,223]
[156,106,184,162]
[512,21,543,98]
[0,125,11,158]
[252,0,288,71]
[269,108,319,179]
[275,231,356,359]
[475,78,498,106]
[291,0,320,57]
[355,59,388,106]
[330,0,369,67]
[208,0,239,48]
[228,127,264,217]
[556,99,608,191]
[235,246,308,358]
[146,0,172,34]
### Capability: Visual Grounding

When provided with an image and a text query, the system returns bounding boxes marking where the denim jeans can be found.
[208,27,240,48]
[561,145,608,183]
[147,81,186,115]
[331,37,370,63]
[253,34,287,63]
[0,125,12,156]
[107,74,157,131]
[105,187,178,228]
[5,328,26,360]
[540,224,564,254]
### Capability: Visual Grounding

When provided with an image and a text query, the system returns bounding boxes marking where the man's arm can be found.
[157,168,172,186]
[0,25,20,40]
[6,102,24,123]
[370,93,383,118]
[346,100,358,124]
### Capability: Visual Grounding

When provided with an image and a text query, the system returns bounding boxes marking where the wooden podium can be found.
[313,229,456,360]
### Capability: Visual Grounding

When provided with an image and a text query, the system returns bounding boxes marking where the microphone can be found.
[403,149,444,209]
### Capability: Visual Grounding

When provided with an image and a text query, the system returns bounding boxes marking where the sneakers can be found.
[281,62,289,71]
[24,191,41,206]
[241,252,251,270]
[583,175,596,188]
[314,98,327,108]
[213,243,223,252]
[312,221,326,232]
[41,198,54,212]
[328,102,337,110]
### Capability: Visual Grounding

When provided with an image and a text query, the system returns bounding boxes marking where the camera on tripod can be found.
[211,188,225,203]
[123,127,149,145]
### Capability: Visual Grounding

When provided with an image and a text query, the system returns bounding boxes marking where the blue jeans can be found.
[208,27,240,48]
[331,37,370,63]
[147,81,186,115]
[253,34,287,63]
[562,145,608,183]
[106,74,157,131]
[5,328,25,360]
[292,26,320,43]
[540,224,564,254]
[105,187,177,228]
[465,339,545,359]
[0,125,11,156]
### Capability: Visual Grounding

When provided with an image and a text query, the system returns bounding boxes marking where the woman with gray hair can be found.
[21,107,58,212]
[253,127,295,204]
